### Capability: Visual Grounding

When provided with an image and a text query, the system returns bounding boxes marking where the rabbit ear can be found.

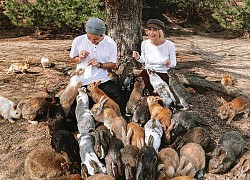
[13,104,17,110]
[218,97,227,104]
[148,135,154,147]
[81,164,88,180]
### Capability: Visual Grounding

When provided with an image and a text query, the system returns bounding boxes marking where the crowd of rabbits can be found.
[1,60,250,180]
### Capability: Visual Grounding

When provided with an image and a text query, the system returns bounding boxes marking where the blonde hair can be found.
[158,29,165,41]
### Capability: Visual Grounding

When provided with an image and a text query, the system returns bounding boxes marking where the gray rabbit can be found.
[209,130,244,174]
[168,69,192,110]
[75,87,95,134]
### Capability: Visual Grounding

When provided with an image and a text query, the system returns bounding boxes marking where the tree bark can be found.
[105,0,143,83]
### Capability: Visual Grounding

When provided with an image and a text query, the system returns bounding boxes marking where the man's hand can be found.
[79,50,89,62]
[88,58,101,68]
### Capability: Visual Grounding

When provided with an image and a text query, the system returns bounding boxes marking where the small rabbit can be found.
[171,127,212,153]
[132,96,150,126]
[7,61,30,74]
[221,74,233,86]
[157,147,179,179]
[147,68,176,108]
[78,133,106,175]
[105,136,124,179]
[175,143,205,178]
[209,130,244,174]
[120,145,139,180]
[218,96,249,124]
[41,57,52,68]
[46,97,67,136]
[25,145,80,179]
[94,125,112,159]
[136,145,158,180]
[0,95,22,123]
[75,87,95,134]
[229,151,250,180]
[170,111,198,144]
[144,119,164,153]
[168,69,192,110]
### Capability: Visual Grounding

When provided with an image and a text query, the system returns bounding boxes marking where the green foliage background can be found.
[3,0,105,32]
[2,0,250,32]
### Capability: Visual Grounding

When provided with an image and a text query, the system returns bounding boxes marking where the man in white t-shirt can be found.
[69,17,126,117]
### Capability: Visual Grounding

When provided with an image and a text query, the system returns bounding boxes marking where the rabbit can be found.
[126,76,145,116]
[78,133,106,176]
[169,176,196,180]
[75,87,95,134]
[221,74,233,86]
[120,144,139,180]
[86,173,115,180]
[171,127,212,153]
[144,119,164,153]
[167,68,192,110]
[51,129,81,169]
[87,80,121,116]
[25,145,80,179]
[170,111,198,144]
[175,143,206,179]
[41,57,52,68]
[132,96,150,126]
[157,147,179,179]
[7,61,30,74]
[218,96,249,124]
[228,151,250,180]
[147,68,176,108]
[60,68,85,117]
[125,122,145,148]
[108,70,119,84]
[94,125,112,159]
[105,136,124,179]
[136,145,158,180]
[46,97,67,136]
[0,95,22,123]
[209,130,244,174]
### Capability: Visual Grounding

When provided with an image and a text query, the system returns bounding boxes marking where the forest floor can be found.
[0,28,250,179]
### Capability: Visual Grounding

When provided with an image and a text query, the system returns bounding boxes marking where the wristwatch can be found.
[98,63,103,68]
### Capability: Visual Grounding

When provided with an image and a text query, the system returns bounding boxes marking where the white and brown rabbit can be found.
[221,74,233,86]
[218,96,249,124]
[0,95,22,123]
[7,61,30,74]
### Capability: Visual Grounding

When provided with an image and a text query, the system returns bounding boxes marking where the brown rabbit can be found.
[221,74,233,86]
[218,96,249,124]
[7,61,30,74]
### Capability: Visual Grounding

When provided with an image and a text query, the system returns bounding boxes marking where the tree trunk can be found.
[105,0,143,84]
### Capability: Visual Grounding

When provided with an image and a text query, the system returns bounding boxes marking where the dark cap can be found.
[85,17,106,35]
[146,19,165,30]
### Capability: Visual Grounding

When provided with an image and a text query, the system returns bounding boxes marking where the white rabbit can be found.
[144,119,164,152]
[40,57,52,68]
[0,95,22,123]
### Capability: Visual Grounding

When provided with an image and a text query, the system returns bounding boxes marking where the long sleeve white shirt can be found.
[138,39,177,73]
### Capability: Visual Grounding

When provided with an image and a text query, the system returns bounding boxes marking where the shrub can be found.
[3,0,105,32]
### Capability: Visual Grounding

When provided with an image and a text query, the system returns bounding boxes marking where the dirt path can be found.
[0,35,249,179]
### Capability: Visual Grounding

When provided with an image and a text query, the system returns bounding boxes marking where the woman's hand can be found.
[132,51,140,60]
[165,59,171,66]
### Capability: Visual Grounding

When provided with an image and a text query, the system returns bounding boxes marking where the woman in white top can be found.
[133,19,177,95]
[69,17,126,117]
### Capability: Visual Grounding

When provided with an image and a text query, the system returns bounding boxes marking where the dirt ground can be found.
[0,30,250,180]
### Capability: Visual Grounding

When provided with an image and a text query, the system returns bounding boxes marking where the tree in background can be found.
[105,0,143,82]
[212,0,250,31]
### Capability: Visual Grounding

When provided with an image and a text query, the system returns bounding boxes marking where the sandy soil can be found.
[0,33,249,179]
